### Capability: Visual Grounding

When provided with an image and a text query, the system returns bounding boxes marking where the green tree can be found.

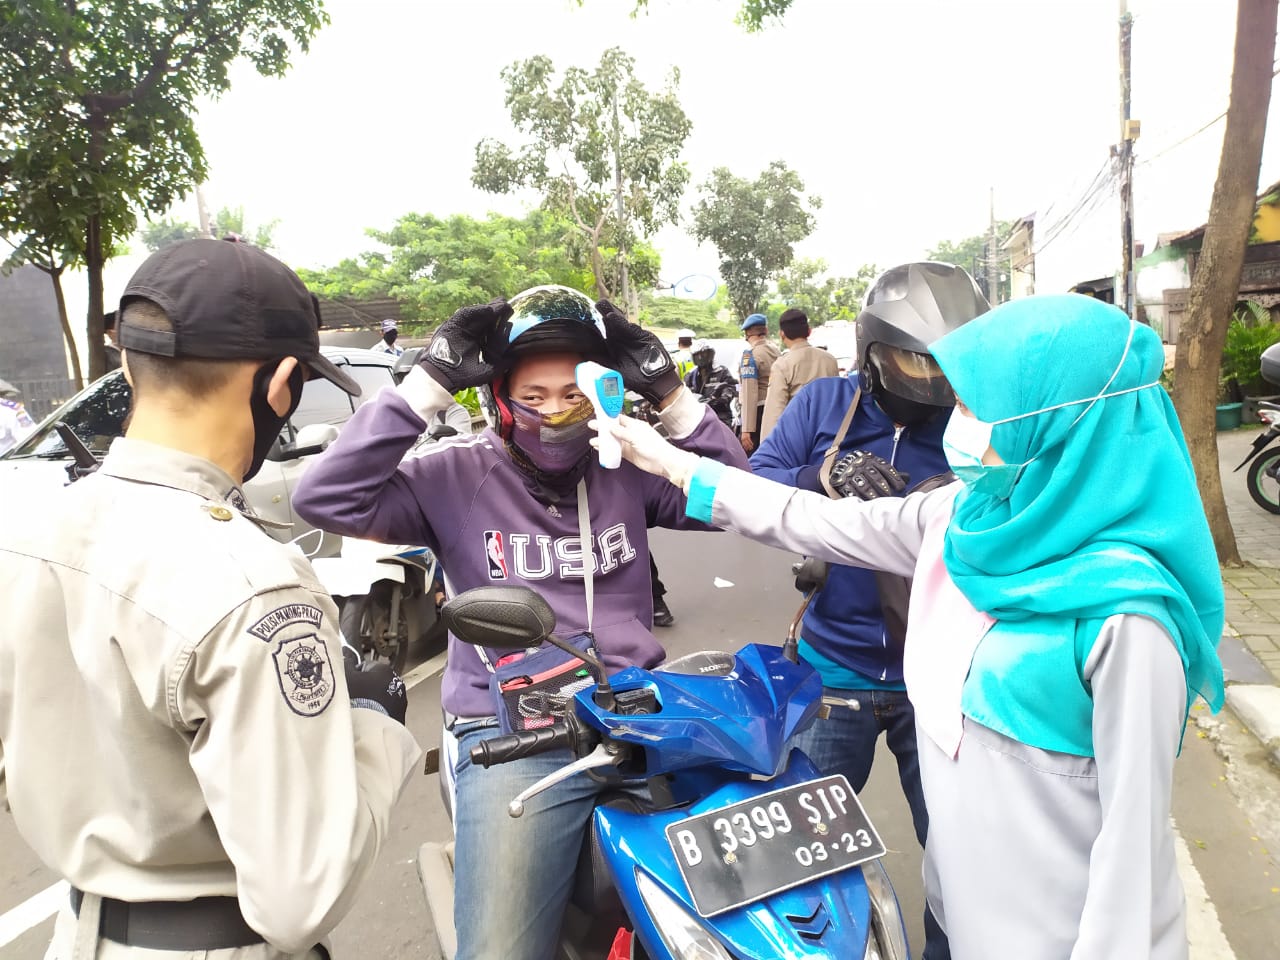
[211,205,279,250]
[0,1,327,380]
[472,47,691,316]
[926,223,1012,303]
[580,0,797,32]
[139,217,200,252]
[772,258,875,326]
[691,160,821,321]
[298,210,633,325]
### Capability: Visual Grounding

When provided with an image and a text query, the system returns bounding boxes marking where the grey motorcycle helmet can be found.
[855,261,989,425]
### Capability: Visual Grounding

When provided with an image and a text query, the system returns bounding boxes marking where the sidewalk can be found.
[1215,426,1280,765]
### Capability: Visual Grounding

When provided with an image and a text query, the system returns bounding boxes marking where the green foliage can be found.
[0,0,328,377]
[926,222,1012,303]
[298,210,626,325]
[637,295,737,337]
[139,217,200,251]
[454,387,481,417]
[772,259,877,326]
[581,0,797,31]
[1222,312,1280,397]
[211,205,280,250]
[690,160,821,321]
[472,47,690,306]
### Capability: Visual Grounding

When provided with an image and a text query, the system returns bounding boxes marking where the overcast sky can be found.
[163,0,1278,289]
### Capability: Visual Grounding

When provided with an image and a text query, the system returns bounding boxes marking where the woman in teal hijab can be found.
[597,293,1225,959]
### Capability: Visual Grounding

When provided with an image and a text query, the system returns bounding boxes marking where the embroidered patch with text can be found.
[247,603,323,642]
[272,634,336,717]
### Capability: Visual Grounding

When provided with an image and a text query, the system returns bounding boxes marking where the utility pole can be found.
[196,184,214,238]
[987,187,999,306]
[1117,0,1139,318]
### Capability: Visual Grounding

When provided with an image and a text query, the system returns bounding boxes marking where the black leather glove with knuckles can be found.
[828,450,910,501]
[418,299,514,394]
[594,299,683,405]
[343,648,409,725]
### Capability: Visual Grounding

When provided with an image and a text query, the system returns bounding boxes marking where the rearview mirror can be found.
[279,423,340,461]
[427,422,459,440]
[441,586,557,650]
[792,557,830,594]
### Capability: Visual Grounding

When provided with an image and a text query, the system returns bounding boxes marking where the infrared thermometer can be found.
[576,361,626,469]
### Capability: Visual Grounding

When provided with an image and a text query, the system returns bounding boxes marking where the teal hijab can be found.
[930,294,1225,714]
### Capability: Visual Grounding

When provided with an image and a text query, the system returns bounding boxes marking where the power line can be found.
[1140,63,1280,166]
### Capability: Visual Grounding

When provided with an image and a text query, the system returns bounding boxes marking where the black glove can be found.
[344,654,409,725]
[419,300,513,393]
[828,450,910,501]
[595,299,683,405]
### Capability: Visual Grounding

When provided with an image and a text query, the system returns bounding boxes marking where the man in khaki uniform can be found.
[0,238,421,959]
[736,312,780,453]
[760,307,840,439]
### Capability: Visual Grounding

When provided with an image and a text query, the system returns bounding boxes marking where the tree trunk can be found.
[48,265,84,390]
[1172,0,1277,566]
[85,211,106,381]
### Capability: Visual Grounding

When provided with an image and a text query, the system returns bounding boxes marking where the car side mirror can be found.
[280,422,340,461]
[441,586,557,650]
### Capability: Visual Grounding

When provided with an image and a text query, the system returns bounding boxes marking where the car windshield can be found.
[5,373,132,459]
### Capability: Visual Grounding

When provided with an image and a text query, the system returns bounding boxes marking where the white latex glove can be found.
[590,414,699,491]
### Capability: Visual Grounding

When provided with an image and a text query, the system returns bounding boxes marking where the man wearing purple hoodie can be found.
[292,286,746,960]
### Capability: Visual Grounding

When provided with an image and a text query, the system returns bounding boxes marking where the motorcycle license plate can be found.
[664,775,885,917]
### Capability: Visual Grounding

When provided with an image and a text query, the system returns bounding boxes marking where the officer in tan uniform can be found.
[0,238,422,959]
[760,307,840,439]
[736,312,780,452]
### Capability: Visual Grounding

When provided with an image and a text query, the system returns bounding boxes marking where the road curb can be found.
[1223,683,1280,768]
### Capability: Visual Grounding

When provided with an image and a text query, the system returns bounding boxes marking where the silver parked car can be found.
[0,346,397,559]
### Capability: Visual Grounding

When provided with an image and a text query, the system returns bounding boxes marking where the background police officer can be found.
[0,238,421,959]
[736,312,779,452]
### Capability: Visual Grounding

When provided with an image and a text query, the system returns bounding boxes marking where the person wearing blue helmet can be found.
[597,294,1224,959]
[736,312,779,453]
[293,286,747,960]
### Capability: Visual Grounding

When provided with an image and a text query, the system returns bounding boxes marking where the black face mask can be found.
[384,330,398,346]
[864,363,943,428]
[245,362,304,482]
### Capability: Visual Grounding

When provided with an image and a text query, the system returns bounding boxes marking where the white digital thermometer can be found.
[576,361,627,469]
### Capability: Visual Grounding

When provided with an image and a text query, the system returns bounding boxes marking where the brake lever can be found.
[506,743,621,819]
[818,694,862,719]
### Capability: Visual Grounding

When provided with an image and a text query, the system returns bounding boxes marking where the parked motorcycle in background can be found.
[1234,341,1280,513]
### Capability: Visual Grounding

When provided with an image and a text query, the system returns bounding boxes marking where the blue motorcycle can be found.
[419,560,910,960]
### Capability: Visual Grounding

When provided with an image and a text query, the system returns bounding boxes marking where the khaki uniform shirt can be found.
[0,438,421,956]
[737,339,780,435]
[760,341,841,439]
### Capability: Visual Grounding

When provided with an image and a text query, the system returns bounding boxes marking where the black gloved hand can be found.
[344,655,409,725]
[595,299,683,405]
[828,450,910,501]
[418,299,513,393]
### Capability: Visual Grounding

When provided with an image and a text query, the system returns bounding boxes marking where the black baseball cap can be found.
[117,238,360,397]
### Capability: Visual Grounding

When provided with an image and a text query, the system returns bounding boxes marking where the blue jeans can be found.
[451,721,617,960]
[792,687,951,960]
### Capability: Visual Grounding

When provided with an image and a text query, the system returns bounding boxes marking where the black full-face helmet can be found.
[856,262,989,425]
[477,285,609,438]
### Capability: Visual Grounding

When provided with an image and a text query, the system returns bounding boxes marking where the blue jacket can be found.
[749,374,951,684]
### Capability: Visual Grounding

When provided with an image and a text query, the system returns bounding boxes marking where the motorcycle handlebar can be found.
[469,724,571,768]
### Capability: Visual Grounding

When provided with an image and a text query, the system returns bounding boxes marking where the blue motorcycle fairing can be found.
[574,644,823,778]
[594,752,875,958]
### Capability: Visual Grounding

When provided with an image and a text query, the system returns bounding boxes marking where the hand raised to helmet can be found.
[595,299,683,406]
[418,300,513,393]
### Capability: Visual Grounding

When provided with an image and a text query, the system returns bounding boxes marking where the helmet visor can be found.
[496,285,606,350]
[867,342,955,407]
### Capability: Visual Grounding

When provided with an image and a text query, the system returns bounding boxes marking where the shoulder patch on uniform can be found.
[739,350,758,380]
[247,603,324,642]
[273,634,336,717]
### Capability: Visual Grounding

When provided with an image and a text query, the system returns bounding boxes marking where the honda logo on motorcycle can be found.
[485,530,509,580]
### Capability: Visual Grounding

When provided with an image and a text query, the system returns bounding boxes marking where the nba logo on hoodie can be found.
[484,530,509,580]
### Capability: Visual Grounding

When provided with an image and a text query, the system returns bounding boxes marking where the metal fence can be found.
[12,378,81,421]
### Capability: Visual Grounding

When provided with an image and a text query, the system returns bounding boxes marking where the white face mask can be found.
[943,319,1160,499]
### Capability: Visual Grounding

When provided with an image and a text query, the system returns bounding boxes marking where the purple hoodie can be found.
[292,387,748,717]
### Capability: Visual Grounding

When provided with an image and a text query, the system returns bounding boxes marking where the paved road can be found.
[3,528,1280,958]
